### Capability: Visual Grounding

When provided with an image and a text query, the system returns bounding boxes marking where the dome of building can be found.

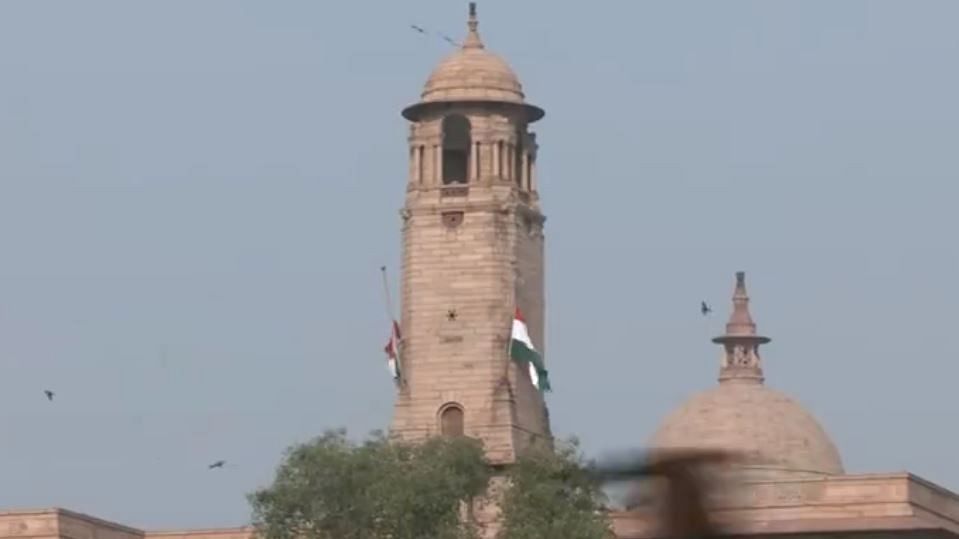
[650,383,843,479]
[421,44,524,105]
[402,3,543,122]
[648,273,844,480]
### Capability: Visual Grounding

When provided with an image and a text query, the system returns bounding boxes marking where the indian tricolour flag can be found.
[384,320,402,384]
[510,308,551,392]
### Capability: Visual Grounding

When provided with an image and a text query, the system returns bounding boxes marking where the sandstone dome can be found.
[402,3,543,122]
[650,382,843,479]
[420,43,524,105]
[648,273,843,480]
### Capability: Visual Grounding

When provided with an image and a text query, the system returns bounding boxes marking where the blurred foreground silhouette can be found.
[588,448,743,539]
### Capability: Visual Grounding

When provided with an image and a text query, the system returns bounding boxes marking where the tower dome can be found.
[649,273,843,480]
[402,4,544,123]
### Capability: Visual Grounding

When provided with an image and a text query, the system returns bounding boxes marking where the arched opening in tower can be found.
[439,404,465,437]
[514,128,525,189]
[441,114,471,185]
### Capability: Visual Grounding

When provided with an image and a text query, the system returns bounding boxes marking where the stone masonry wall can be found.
[391,105,550,465]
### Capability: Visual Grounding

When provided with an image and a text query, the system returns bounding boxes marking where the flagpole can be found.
[380,265,396,322]
[503,311,513,379]
[503,263,516,380]
[381,265,402,386]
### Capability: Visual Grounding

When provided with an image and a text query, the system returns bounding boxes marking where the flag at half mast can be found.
[510,308,551,392]
[384,320,402,383]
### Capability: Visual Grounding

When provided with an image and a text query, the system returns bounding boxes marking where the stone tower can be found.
[390,3,551,465]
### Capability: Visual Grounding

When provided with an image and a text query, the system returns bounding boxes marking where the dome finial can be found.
[463,2,485,49]
[712,272,770,384]
[727,271,756,335]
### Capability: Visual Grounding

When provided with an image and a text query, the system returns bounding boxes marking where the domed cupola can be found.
[402,3,543,123]
[649,272,844,480]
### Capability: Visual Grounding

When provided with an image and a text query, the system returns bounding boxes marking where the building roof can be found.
[0,507,253,539]
[611,473,959,539]
[648,272,843,479]
[401,3,544,122]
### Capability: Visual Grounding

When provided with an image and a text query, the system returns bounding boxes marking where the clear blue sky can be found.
[1,0,957,530]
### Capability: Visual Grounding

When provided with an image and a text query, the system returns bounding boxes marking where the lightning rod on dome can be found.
[463,2,484,49]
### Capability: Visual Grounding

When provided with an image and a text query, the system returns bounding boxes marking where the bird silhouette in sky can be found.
[44,390,54,401]
[409,24,459,48]
[208,460,226,469]
[701,301,712,316]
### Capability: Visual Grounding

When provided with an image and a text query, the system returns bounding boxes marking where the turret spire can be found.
[712,272,770,384]
[463,2,485,49]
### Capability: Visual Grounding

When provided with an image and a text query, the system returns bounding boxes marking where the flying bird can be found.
[408,24,460,48]
[701,301,712,316]
[208,460,226,469]
[44,390,54,401]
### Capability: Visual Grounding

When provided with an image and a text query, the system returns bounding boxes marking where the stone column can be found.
[470,141,479,182]
[408,146,415,184]
[530,155,537,192]
[413,145,422,184]
[434,144,442,185]
[521,151,529,190]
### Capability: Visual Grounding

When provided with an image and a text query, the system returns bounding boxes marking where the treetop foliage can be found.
[499,437,615,539]
[249,430,612,539]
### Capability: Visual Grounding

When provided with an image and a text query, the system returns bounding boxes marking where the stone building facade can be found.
[3,4,959,539]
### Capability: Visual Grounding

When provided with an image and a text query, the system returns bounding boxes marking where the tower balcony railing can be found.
[440,185,470,198]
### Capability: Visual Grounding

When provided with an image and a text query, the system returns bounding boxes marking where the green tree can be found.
[498,437,613,539]
[249,429,490,539]
[249,431,612,539]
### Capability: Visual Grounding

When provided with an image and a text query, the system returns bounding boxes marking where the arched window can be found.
[439,404,465,437]
[441,115,471,185]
